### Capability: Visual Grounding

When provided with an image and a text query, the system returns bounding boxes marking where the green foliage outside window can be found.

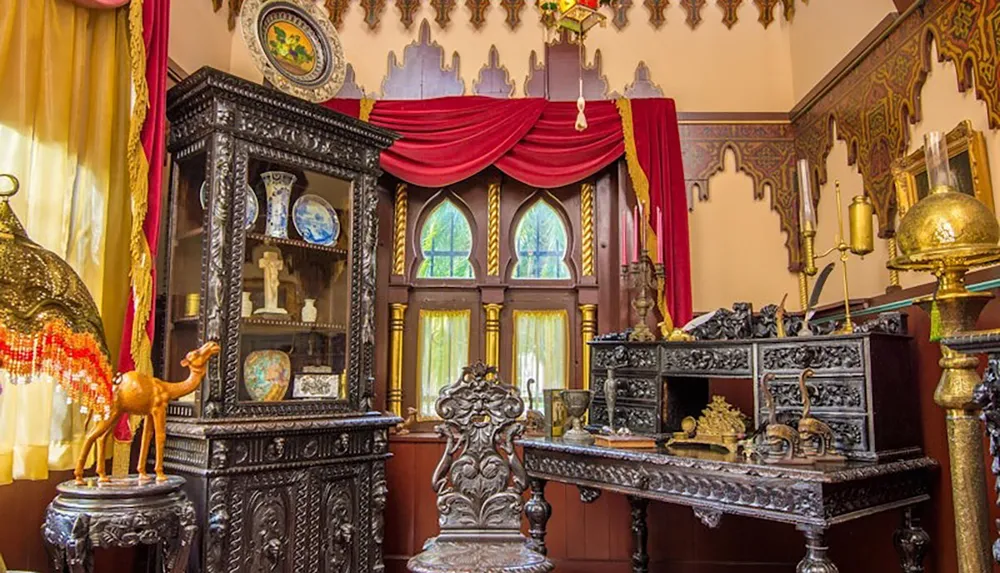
[417,199,474,279]
[512,200,570,280]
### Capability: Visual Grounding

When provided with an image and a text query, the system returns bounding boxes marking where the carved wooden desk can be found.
[520,438,936,572]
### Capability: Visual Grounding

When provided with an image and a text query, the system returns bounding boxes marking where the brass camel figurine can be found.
[759,373,802,463]
[796,368,843,460]
[74,341,220,484]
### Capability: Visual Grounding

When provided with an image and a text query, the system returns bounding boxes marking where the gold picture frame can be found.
[893,119,995,218]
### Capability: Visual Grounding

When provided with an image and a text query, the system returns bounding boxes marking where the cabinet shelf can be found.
[246,232,348,256]
[241,317,347,335]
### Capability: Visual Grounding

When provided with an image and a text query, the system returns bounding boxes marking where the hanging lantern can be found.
[546,0,607,36]
[0,173,113,420]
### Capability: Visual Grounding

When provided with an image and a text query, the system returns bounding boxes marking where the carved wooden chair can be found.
[407,362,554,573]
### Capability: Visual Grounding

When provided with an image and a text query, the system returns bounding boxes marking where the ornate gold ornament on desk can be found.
[666,396,747,455]
[797,159,876,333]
[755,372,844,465]
[620,206,665,342]
[887,131,1000,573]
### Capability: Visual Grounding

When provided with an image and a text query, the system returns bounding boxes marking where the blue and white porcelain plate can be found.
[292,194,340,246]
[200,181,259,230]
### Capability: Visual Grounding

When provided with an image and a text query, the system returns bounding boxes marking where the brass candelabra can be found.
[800,182,875,333]
[622,250,664,342]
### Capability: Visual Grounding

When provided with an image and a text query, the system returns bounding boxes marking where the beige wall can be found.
[168,0,233,74]
[174,1,796,111]
[788,0,895,103]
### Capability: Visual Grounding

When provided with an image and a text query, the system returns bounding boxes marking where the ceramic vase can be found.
[301,299,318,323]
[260,171,296,238]
[241,291,253,317]
[243,350,291,401]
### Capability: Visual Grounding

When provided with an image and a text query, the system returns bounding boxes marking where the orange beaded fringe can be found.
[0,320,113,420]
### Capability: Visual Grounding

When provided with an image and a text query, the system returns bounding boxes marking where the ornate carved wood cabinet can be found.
[590,312,921,461]
[163,68,400,573]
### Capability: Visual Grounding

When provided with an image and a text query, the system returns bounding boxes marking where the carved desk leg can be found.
[797,525,838,573]
[628,496,649,573]
[525,478,551,556]
[893,507,930,573]
[43,537,67,573]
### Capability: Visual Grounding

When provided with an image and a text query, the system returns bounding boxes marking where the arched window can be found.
[417,199,474,279]
[512,200,571,280]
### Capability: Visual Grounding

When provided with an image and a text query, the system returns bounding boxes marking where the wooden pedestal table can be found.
[520,438,935,573]
[42,476,196,573]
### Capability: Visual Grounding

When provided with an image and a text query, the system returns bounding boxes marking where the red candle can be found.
[656,207,663,264]
[620,210,628,265]
[632,205,640,262]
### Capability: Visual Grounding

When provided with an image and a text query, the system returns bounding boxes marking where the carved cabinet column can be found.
[388,303,407,417]
[580,304,597,391]
[484,303,502,368]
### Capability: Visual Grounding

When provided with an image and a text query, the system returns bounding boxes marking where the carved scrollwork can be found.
[688,303,754,340]
[206,478,230,573]
[661,347,750,374]
[753,304,803,338]
[693,507,722,529]
[432,362,527,531]
[578,486,601,504]
[324,481,355,573]
[764,378,865,410]
[589,402,657,433]
[592,345,658,370]
[248,490,289,573]
[593,374,657,401]
[210,440,230,469]
[761,343,863,371]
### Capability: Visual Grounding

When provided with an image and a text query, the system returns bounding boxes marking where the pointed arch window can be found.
[417,199,474,279]
[512,200,571,280]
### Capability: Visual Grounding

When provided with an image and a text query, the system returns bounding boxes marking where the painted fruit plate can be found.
[292,193,340,246]
[239,0,346,103]
[200,181,259,230]
[243,349,291,401]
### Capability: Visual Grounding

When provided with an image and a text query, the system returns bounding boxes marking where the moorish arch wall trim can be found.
[210,0,801,31]
[793,0,1000,239]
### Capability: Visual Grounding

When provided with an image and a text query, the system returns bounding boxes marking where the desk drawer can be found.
[593,344,659,371]
[759,339,865,374]
[592,372,659,403]
[589,398,659,434]
[757,374,867,413]
[660,345,751,376]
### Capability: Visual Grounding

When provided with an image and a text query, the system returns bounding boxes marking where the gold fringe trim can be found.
[616,98,673,331]
[360,98,376,122]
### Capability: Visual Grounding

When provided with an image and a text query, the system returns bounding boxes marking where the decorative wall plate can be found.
[240,0,346,102]
[292,193,340,246]
[243,349,291,401]
[200,182,258,230]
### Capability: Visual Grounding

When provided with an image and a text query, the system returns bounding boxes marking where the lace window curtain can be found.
[418,310,471,416]
[0,0,131,484]
[512,310,568,407]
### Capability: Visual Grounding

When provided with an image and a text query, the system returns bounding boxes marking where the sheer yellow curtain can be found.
[418,310,471,416]
[513,310,568,407]
[0,0,131,484]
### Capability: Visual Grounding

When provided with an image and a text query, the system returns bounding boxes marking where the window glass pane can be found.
[513,310,568,410]
[418,309,471,416]
[512,201,571,279]
[417,200,474,279]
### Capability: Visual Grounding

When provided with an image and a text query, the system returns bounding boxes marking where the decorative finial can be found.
[0,173,19,199]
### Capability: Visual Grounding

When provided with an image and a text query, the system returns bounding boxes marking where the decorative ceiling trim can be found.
[473,45,516,97]
[681,122,800,271]
[644,0,668,28]
[612,0,633,30]
[396,0,421,28]
[325,0,350,29]
[467,0,491,28]
[381,19,465,99]
[361,0,388,29]
[431,0,458,27]
[717,0,742,29]
[623,61,664,99]
[501,0,527,28]
[753,0,778,28]
[680,0,706,29]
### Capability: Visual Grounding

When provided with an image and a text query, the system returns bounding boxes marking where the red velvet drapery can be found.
[323,96,692,324]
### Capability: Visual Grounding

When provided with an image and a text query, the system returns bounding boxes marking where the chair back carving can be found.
[432,361,526,535]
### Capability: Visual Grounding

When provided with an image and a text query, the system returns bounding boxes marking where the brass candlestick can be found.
[623,250,665,342]
[800,183,874,333]
[888,131,1000,573]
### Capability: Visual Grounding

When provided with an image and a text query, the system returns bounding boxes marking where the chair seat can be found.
[407,539,554,573]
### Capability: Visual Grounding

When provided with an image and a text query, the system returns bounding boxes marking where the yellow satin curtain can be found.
[512,310,568,408]
[417,309,471,416]
[0,0,132,484]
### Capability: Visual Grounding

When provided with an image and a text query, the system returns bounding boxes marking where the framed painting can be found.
[240,0,346,102]
[893,119,994,218]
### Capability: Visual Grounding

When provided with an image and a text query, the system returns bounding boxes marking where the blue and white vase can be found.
[260,171,296,238]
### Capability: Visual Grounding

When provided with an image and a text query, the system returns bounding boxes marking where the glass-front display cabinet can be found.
[163,68,399,573]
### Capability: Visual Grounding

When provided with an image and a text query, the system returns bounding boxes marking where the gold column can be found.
[484,303,502,368]
[388,303,407,417]
[581,182,595,276]
[886,237,901,288]
[580,304,597,391]
[487,182,500,276]
[797,272,809,312]
[392,183,407,276]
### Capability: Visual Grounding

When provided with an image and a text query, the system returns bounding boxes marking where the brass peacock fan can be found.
[0,173,113,420]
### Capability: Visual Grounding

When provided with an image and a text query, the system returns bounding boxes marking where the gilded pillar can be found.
[388,303,407,417]
[485,303,502,368]
[487,182,500,276]
[581,182,595,276]
[392,183,407,276]
[580,304,597,391]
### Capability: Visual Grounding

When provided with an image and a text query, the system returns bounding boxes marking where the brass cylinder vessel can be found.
[848,195,874,255]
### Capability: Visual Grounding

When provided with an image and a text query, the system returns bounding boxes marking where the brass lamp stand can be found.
[800,180,875,333]
[888,131,1000,573]
[623,250,664,342]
